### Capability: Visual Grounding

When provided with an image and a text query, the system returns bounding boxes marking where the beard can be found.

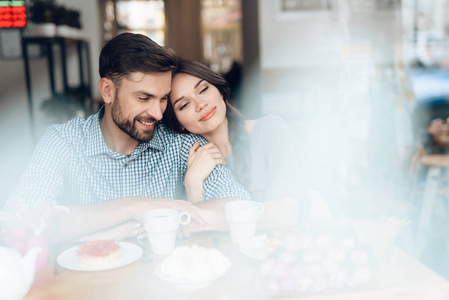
[111,95,157,143]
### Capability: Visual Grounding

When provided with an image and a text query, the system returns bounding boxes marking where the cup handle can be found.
[179,212,191,225]
[258,202,264,215]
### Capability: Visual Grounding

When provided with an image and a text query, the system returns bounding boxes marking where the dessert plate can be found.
[57,242,142,271]
[239,234,268,260]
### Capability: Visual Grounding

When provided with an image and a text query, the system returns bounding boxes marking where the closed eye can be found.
[200,86,209,94]
[179,102,189,111]
[138,97,149,101]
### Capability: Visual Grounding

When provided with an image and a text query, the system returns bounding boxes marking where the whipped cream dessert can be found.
[158,245,231,282]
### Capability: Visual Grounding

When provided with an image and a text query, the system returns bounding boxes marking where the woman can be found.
[164,59,303,229]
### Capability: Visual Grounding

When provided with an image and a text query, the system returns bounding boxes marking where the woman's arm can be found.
[184,142,226,203]
[258,196,300,230]
[250,116,304,230]
[181,196,301,237]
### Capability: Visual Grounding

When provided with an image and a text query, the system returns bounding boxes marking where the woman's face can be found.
[170,73,227,135]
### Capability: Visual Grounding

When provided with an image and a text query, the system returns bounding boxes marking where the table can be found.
[24,232,449,300]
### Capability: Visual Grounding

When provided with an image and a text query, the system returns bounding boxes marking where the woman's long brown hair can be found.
[163,59,251,187]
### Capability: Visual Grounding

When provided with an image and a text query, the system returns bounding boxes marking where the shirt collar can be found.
[146,122,166,152]
[85,106,165,157]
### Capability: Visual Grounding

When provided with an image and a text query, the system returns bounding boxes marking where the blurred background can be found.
[1,0,449,279]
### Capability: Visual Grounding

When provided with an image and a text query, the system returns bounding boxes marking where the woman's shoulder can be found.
[248,114,291,133]
[259,114,284,121]
[244,119,257,133]
[247,114,298,149]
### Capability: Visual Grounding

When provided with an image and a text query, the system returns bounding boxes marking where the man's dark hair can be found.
[99,32,177,89]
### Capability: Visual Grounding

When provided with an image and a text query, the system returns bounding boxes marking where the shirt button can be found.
[123,163,128,168]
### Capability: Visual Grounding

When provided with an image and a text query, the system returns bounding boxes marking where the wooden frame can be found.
[275,0,336,21]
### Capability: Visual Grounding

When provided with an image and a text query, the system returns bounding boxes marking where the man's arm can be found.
[51,198,131,243]
[50,197,205,244]
[73,220,145,242]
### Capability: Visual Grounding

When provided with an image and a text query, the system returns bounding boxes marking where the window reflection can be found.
[201,0,242,74]
[104,0,165,45]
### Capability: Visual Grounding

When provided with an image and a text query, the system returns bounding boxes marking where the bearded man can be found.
[9,33,250,243]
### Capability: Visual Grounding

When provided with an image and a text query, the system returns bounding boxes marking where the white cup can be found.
[144,209,191,255]
[225,200,264,244]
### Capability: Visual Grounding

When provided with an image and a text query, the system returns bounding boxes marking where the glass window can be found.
[201,0,242,74]
[104,0,165,45]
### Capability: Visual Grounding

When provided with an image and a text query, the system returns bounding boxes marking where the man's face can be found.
[111,71,172,143]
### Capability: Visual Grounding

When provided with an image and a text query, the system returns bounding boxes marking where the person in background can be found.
[410,117,449,186]
[7,33,251,244]
[164,59,302,232]
[427,118,449,152]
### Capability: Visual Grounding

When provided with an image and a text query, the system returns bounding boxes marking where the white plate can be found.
[155,266,226,289]
[239,234,268,260]
[57,242,143,271]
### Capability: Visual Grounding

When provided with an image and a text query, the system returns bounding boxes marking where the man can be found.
[11,33,250,243]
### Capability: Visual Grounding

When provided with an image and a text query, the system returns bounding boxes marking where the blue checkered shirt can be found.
[12,107,251,206]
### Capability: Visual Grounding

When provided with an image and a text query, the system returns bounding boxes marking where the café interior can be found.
[2,0,449,298]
